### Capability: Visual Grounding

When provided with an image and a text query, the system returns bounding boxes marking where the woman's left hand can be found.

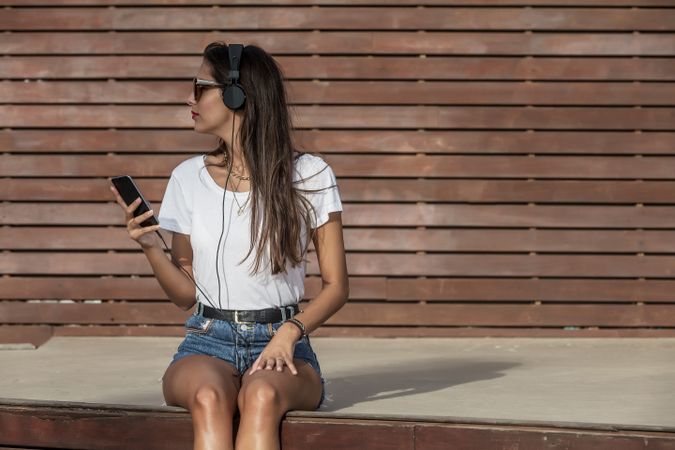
[248,323,302,376]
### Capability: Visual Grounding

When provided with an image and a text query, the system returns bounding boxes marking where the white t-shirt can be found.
[157,152,343,310]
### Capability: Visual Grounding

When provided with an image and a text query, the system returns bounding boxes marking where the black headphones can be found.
[221,43,246,111]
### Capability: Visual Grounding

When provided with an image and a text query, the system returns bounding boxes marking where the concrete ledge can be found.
[0,336,674,431]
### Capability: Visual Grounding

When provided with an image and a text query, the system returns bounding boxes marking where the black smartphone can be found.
[110,175,159,228]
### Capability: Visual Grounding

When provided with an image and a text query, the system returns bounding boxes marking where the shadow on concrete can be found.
[322,358,520,410]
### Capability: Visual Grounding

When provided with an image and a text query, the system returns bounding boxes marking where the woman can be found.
[109,42,348,449]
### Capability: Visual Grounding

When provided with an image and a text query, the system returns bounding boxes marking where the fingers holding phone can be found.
[109,184,162,249]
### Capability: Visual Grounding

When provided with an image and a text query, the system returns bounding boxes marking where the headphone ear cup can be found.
[222,84,246,110]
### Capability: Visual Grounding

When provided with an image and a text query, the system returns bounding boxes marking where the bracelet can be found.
[285,317,307,338]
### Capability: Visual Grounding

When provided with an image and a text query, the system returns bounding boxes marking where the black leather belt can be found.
[198,302,300,323]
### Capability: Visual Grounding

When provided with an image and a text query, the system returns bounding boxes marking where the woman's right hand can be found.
[109,185,162,249]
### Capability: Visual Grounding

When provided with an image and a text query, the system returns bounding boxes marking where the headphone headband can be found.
[227,43,243,84]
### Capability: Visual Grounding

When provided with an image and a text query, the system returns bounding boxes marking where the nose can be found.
[186,91,196,106]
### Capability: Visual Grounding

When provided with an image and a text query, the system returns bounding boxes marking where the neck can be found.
[218,149,247,175]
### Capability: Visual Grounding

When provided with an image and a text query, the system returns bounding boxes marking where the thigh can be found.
[238,358,323,412]
[162,354,242,411]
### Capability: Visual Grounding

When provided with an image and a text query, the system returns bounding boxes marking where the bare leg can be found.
[163,355,242,450]
[235,359,322,450]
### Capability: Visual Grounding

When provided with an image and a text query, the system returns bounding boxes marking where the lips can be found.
[191,111,199,117]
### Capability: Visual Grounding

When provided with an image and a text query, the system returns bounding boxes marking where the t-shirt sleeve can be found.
[302,158,343,229]
[158,170,192,235]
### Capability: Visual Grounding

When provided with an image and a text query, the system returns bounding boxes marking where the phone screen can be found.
[110,175,159,228]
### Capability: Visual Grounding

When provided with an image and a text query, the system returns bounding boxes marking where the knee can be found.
[238,381,281,414]
[192,385,227,411]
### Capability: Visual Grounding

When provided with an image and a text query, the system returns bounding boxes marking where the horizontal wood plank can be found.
[2,302,675,327]
[3,130,674,155]
[2,7,675,31]
[0,398,672,450]
[1,105,674,129]
[0,400,194,450]
[2,32,673,56]
[4,81,675,105]
[2,277,675,302]
[3,0,675,6]
[4,203,675,228]
[412,422,675,450]
[48,324,675,338]
[4,252,675,277]
[0,325,53,348]
[7,178,675,203]
[3,56,674,81]
[6,154,675,179]
[4,228,675,252]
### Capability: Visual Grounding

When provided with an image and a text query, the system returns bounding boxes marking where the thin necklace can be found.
[231,175,251,216]
[221,152,249,180]
[221,152,251,215]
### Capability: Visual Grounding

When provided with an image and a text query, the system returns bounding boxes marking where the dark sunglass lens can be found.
[193,80,201,102]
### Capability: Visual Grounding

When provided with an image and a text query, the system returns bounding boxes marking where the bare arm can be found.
[109,184,196,311]
[276,211,349,341]
[143,232,197,311]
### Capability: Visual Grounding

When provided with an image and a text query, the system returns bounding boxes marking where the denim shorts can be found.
[170,306,326,410]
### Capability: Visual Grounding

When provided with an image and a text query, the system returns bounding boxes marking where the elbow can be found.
[183,299,197,311]
[181,287,197,311]
[340,281,350,304]
[322,281,349,305]
[173,293,196,311]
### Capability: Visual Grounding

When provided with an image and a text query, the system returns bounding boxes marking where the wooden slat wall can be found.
[1,1,675,339]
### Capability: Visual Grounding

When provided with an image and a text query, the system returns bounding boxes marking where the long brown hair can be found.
[200,42,337,276]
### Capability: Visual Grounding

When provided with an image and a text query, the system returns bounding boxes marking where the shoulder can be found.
[170,154,203,181]
[293,152,331,181]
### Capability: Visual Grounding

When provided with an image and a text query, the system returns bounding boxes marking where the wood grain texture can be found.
[2,32,674,56]
[4,81,675,105]
[1,130,673,153]
[49,325,675,338]
[0,399,673,450]
[2,7,675,31]
[1,1,674,337]
[3,0,675,5]
[7,154,675,178]
[3,276,675,302]
[2,302,675,327]
[2,105,673,128]
[6,203,675,227]
[2,57,674,80]
[5,228,675,251]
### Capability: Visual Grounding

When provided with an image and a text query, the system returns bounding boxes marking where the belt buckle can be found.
[233,310,242,324]
[280,305,294,322]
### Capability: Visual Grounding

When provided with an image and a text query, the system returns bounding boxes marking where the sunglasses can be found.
[193,77,226,102]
